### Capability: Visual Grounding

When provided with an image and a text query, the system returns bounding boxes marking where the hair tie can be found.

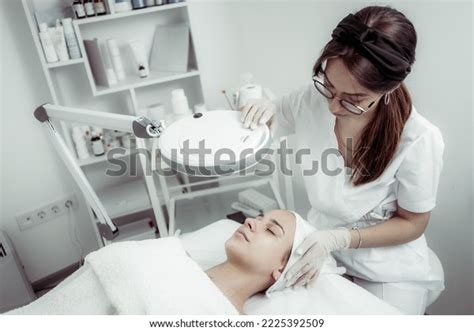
[331,14,412,81]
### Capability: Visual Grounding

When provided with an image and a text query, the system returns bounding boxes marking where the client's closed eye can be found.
[267,225,284,238]
[266,227,276,236]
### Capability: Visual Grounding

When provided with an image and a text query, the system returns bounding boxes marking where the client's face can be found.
[225,210,296,281]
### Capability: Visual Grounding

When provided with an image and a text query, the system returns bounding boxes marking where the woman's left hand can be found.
[284,228,351,288]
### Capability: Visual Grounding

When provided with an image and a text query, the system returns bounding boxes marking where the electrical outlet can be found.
[16,213,36,231]
[15,194,79,231]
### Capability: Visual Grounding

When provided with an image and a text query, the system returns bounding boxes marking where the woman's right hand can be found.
[240,98,276,130]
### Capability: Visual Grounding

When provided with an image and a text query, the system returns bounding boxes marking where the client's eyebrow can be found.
[270,218,285,235]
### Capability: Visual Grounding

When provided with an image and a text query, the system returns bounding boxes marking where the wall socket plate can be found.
[15,195,79,231]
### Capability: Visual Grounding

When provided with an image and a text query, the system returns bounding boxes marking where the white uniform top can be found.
[273,83,444,289]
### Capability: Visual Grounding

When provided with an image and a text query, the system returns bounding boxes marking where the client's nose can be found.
[244,218,256,232]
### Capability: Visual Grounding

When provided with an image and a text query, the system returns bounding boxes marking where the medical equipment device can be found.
[230,201,261,217]
[226,211,247,224]
[0,231,36,313]
[33,103,165,241]
[238,189,278,212]
[152,110,283,234]
[158,110,271,176]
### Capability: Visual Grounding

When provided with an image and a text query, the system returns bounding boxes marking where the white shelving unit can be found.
[93,70,200,96]
[45,58,85,69]
[74,2,187,25]
[21,0,204,246]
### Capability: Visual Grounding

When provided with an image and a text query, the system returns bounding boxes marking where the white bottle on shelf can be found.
[91,134,105,156]
[72,126,90,160]
[146,103,165,126]
[115,0,133,13]
[72,0,86,19]
[106,68,118,85]
[38,23,58,63]
[48,21,69,62]
[61,18,81,59]
[194,103,207,113]
[84,0,96,17]
[171,89,191,121]
[106,39,126,80]
[94,0,107,15]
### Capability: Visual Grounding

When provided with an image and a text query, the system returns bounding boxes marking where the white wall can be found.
[188,0,473,314]
[0,0,99,283]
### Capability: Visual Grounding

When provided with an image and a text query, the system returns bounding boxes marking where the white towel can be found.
[7,237,238,315]
[85,237,238,315]
[6,266,113,315]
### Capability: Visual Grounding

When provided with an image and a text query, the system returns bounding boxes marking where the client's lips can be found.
[236,229,250,242]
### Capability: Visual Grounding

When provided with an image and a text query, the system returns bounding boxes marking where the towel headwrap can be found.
[266,212,316,295]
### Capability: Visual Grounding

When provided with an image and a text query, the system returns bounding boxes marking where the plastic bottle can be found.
[94,0,107,15]
[171,89,191,121]
[106,39,126,80]
[146,103,165,124]
[84,0,96,17]
[72,0,86,19]
[132,0,146,9]
[38,23,58,63]
[194,103,207,113]
[48,22,69,62]
[72,126,90,160]
[61,18,81,59]
[91,134,105,156]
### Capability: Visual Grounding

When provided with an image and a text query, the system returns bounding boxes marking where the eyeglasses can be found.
[312,71,383,115]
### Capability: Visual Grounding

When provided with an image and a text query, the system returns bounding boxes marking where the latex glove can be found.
[240,98,275,130]
[285,228,351,288]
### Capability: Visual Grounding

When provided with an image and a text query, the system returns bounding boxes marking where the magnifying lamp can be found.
[158,110,271,176]
[34,103,165,242]
[34,105,271,242]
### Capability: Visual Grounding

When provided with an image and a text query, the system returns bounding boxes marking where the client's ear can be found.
[271,269,282,281]
[271,264,286,281]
